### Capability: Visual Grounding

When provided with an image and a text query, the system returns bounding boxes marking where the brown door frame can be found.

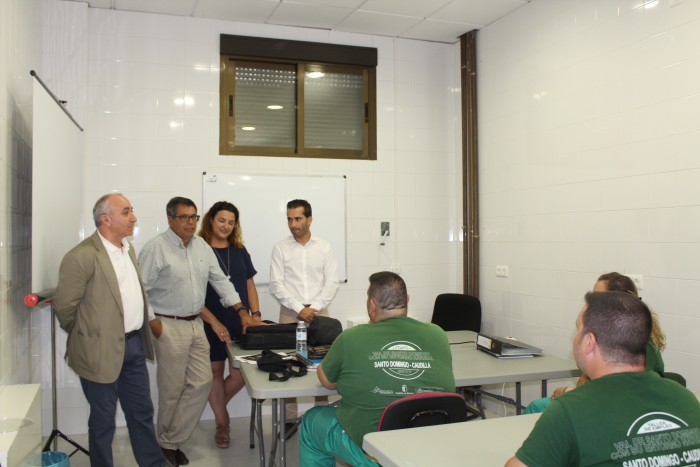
[461,31,479,297]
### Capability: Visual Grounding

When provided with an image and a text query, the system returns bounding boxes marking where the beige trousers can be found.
[279,306,329,420]
[153,316,213,449]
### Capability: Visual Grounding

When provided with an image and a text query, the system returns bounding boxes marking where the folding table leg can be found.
[253,399,265,467]
[279,399,287,467]
[268,399,279,467]
[250,401,256,448]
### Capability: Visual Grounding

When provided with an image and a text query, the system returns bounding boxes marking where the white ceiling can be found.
[69,0,530,44]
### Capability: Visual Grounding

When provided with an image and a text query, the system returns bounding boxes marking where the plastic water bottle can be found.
[296,320,308,359]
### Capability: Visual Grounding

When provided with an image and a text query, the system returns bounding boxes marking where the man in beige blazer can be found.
[54,194,166,467]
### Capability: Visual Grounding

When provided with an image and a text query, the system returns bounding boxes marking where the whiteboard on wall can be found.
[202,173,347,285]
[31,74,84,292]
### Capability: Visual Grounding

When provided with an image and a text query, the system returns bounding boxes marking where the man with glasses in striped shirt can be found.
[139,197,263,467]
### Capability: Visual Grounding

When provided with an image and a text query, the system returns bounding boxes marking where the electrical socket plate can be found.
[390,264,400,273]
[628,274,643,291]
[496,265,509,278]
[381,222,390,236]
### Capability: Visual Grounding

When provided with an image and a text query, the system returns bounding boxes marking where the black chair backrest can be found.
[431,293,482,332]
[377,392,469,431]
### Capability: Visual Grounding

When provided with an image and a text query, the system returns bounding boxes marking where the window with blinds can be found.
[219,35,377,160]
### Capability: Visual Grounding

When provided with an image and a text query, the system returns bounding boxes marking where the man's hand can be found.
[298,307,318,324]
[210,320,231,343]
[149,319,163,338]
[239,311,266,334]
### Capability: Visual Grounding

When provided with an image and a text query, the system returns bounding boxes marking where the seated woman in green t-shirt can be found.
[523,272,666,414]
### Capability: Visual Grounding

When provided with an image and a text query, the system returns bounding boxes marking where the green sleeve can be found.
[319,332,345,384]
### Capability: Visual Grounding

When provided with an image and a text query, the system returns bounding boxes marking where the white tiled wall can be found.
[22,3,463,434]
[0,0,41,387]
[478,0,700,396]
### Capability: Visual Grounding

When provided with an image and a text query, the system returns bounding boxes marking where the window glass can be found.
[219,36,376,160]
[234,61,296,149]
[304,68,363,151]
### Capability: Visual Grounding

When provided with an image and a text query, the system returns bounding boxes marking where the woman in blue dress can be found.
[198,201,263,448]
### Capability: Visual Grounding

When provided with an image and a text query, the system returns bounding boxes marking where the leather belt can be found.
[155,313,198,321]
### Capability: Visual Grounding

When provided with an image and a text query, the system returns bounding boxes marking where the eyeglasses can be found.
[172,214,200,222]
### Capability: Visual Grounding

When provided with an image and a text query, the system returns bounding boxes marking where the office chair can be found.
[377,392,469,431]
[431,293,485,420]
[431,293,482,332]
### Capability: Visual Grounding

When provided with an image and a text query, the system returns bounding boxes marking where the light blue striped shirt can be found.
[138,228,241,320]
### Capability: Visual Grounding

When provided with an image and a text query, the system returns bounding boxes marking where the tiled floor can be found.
[45,416,301,467]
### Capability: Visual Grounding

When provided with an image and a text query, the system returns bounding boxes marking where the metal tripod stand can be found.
[26,291,89,457]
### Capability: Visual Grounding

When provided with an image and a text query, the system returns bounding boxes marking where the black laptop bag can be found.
[238,316,343,350]
[238,322,296,350]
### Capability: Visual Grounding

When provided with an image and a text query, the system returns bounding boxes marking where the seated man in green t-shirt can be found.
[506,291,700,467]
[523,271,666,414]
[300,271,456,466]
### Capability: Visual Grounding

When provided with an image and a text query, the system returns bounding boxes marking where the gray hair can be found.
[93,193,117,227]
[166,197,197,217]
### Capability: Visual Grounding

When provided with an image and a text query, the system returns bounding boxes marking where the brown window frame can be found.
[219,35,377,160]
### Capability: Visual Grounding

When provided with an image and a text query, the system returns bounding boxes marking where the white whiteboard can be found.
[202,173,347,284]
[32,76,84,291]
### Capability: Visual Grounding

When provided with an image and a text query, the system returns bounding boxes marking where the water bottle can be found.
[296,320,308,359]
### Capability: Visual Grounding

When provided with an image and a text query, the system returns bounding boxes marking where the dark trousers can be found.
[80,333,165,467]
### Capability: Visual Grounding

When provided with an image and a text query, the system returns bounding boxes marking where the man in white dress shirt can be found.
[270,199,339,427]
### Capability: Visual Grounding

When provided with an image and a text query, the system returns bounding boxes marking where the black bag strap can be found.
[268,359,308,382]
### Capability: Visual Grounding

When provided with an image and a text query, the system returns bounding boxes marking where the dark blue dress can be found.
[204,244,257,362]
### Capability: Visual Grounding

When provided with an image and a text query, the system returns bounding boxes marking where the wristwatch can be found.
[251,311,262,318]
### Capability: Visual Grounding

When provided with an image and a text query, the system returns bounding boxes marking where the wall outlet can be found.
[390,264,401,273]
[381,222,390,236]
[496,265,509,278]
[628,274,643,291]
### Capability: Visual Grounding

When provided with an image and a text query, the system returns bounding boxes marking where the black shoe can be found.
[161,448,179,467]
[284,421,299,439]
[175,449,189,466]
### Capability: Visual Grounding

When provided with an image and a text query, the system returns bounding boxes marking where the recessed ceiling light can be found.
[307,71,325,79]
[241,126,256,131]
[267,105,284,110]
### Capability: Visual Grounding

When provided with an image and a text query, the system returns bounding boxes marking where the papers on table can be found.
[235,351,294,365]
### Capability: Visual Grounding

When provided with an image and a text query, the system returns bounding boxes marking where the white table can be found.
[0,384,42,467]
[227,346,336,467]
[449,331,580,411]
[363,413,541,467]
[229,331,578,467]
